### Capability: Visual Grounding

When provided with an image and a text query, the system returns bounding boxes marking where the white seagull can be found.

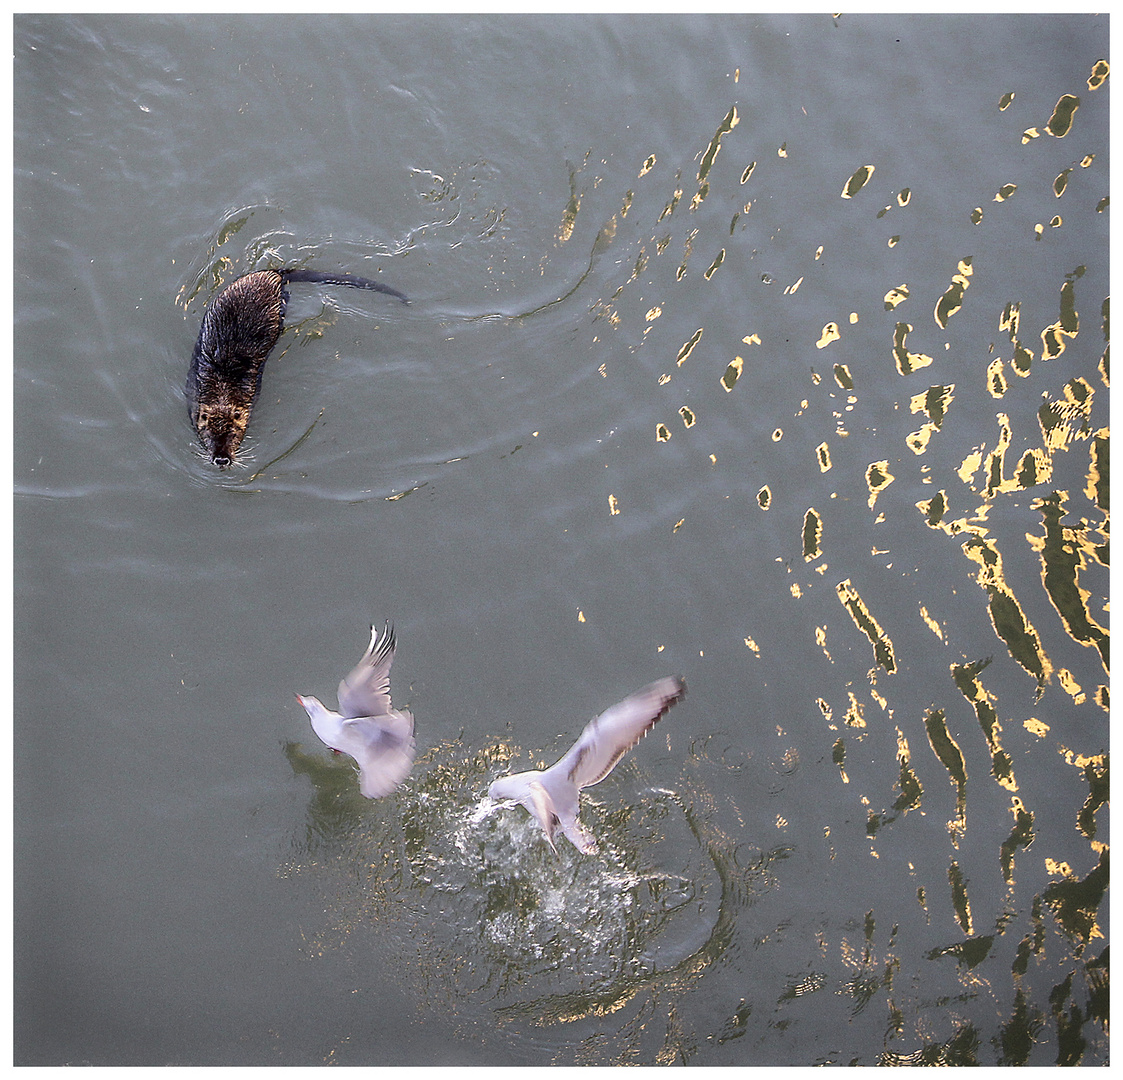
[295,623,416,798]
[488,675,686,854]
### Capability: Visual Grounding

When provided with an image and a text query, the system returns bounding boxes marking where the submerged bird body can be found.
[488,675,686,853]
[296,623,415,798]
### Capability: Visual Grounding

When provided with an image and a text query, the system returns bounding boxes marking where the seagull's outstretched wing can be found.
[550,676,686,792]
[340,713,416,799]
[487,675,686,855]
[337,623,397,719]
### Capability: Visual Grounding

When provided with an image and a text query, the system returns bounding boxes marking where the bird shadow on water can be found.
[279,736,787,1061]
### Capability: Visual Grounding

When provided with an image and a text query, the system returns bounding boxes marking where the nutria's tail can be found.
[282,268,409,305]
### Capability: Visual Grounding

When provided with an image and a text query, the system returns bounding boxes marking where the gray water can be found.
[14,13,1108,1066]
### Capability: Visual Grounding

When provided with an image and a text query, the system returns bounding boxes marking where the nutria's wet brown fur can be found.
[186,268,408,468]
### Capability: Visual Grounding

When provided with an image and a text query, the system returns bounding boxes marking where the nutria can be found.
[186,267,408,468]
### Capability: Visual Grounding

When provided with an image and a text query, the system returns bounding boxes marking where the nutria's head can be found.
[193,402,250,468]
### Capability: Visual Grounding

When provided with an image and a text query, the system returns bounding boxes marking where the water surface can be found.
[14,13,1109,1066]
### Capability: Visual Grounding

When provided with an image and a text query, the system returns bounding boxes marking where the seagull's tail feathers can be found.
[559,814,597,854]
[489,772,565,854]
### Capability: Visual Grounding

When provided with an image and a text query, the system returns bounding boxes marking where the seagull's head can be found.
[295,693,346,749]
[294,693,327,720]
[487,776,513,802]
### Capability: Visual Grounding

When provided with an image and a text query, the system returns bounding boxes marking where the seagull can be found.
[488,675,686,854]
[295,623,415,798]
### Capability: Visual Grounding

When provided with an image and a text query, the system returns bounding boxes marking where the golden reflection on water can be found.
[284,728,775,1064]
[556,42,1107,1062]
[841,163,875,199]
[272,36,1108,1065]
